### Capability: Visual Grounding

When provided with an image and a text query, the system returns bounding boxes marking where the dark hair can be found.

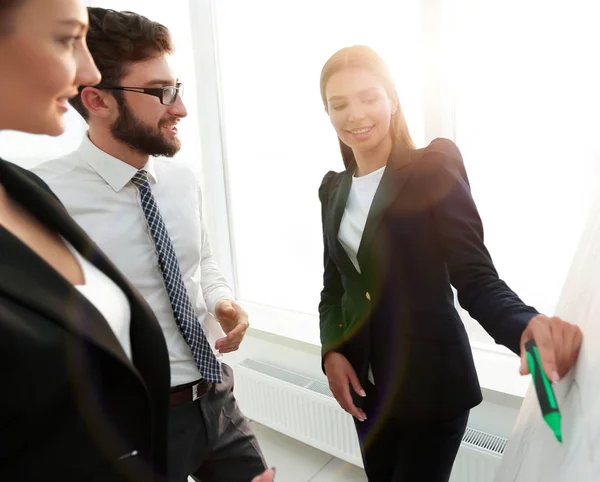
[320,45,415,168]
[70,7,174,120]
[0,0,24,35]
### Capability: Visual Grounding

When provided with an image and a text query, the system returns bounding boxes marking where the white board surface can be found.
[495,195,600,482]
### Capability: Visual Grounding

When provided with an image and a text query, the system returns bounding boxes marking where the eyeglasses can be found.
[94,82,184,105]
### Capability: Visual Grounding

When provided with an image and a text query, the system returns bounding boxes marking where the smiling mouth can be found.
[348,126,373,135]
[161,121,179,132]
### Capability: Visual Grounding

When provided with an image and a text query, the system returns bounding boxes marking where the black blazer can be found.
[0,158,170,482]
[318,138,538,420]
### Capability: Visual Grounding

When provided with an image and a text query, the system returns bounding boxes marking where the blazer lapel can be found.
[356,143,413,270]
[0,159,137,373]
[325,167,362,276]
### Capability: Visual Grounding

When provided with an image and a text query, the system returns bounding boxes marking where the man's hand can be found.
[251,468,275,482]
[519,314,583,382]
[214,300,249,353]
[324,352,367,421]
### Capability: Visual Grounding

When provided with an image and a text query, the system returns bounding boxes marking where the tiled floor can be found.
[186,422,367,482]
[250,422,367,482]
[249,422,367,482]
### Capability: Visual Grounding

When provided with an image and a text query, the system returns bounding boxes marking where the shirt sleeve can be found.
[196,181,234,314]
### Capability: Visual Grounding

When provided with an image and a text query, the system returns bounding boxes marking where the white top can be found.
[338,166,386,273]
[34,135,234,386]
[65,238,132,360]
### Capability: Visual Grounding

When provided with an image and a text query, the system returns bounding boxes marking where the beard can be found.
[111,99,181,158]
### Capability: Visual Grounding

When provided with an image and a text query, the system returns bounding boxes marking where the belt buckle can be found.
[192,384,199,401]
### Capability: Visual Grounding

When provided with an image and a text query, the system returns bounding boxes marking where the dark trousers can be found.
[167,364,267,482]
[354,382,469,482]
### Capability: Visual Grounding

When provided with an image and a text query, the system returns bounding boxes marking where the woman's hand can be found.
[324,352,367,421]
[519,314,583,382]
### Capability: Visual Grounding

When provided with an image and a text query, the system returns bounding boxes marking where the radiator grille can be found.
[463,427,507,455]
[234,358,507,480]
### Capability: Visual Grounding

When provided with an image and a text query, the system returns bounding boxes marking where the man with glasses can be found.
[34,7,268,482]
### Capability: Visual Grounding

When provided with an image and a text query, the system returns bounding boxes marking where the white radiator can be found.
[233,359,506,481]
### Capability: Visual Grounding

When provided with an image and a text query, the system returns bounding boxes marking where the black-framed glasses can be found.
[95,82,184,105]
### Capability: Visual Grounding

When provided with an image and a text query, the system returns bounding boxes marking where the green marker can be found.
[525,339,562,443]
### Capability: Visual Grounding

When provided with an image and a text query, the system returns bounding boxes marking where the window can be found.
[451,0,600,345]
[207,0,600,348]
[213,0,425,316]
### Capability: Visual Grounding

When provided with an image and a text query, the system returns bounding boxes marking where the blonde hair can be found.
[320,45,414,167]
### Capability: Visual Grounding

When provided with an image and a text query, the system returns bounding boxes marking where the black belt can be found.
[170,379,210,405]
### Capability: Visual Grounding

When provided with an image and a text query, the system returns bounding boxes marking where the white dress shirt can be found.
[34,135,233,386]
[65,238,132,360]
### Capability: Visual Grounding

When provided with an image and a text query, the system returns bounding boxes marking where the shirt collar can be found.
[78,133,158,192]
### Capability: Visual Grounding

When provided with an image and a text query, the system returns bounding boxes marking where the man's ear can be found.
[80,87,115,119]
